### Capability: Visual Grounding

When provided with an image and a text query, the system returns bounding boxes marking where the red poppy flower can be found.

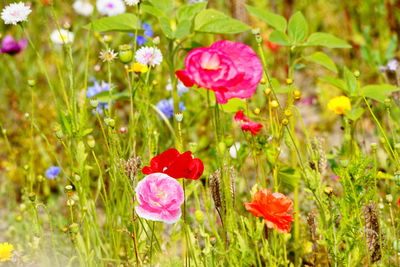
[241,121,263,135]
[265,40,280,52]
[234,110,250,122]
[398,198,400,207]
[244,189,294,233]
[142,148,204,180]
[234,110,263,136]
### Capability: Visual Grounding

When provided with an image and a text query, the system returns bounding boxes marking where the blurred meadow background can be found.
[0,0,400,266]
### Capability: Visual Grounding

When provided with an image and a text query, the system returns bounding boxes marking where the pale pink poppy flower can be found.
[135,173,184,224]
[176,40,263,104]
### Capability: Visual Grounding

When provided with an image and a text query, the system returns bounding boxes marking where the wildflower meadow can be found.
[0,0,400,266]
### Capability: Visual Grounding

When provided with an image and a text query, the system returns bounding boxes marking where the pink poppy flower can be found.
[135,173,184,224]
[176,40,263,104]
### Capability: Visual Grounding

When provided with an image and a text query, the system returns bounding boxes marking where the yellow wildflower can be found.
[0,242,14,262]
[128,63,148,73]
[327,96,351,115]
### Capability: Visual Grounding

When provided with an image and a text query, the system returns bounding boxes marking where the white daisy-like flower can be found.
[73,0,94,17]
[99,48,118,62]
[135,46,163,67]
[124,0,140,6]
[50,29,74,45]
[1,2,32,25]
[96,0,126,16]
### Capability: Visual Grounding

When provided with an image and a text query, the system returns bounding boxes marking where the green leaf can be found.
[159,16,174,39]
[220,98,247,113]
[194,9,251,34]
[363,84,400,103]
[345,107,365,121]
[288,12,308,43]
[319,77,346,91]
[174,20,193,39]
[84,13,141,32]
[141,4,165,17]
[304,52,338,73]
[269,30,290,46]
[148,0,173,13]
[245,5,287,32]
[177,2,207,22]
[343,67,358,96]
[305,32,351,48]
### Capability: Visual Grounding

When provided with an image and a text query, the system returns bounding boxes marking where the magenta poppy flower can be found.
[176,40,263,104]
[135,173,184,224]
[0,35,27,55]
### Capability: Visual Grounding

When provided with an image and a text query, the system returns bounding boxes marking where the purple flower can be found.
[156,98,185,119]
[129,23,153,46]
[0,35,27,55]
[87,80,111,113]
[45,166,61,179]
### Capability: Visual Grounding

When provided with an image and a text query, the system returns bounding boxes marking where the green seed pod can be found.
[218,142,226,154]
[224,135,234,147]
[27,78,36,87]
[394,171,400,186]
[194,210,205,224]
[119,44,133,64]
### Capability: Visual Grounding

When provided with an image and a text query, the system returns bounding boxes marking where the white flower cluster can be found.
[1,2,31,25]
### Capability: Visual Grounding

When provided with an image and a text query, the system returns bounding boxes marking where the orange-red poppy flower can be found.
[244,189,294,233]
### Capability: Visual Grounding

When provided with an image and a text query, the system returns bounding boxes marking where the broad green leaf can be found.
[174,20,193,39]
[345,107,365,121]
[84,13,141,32]
[305,32,351,48]
[194,9,251,34]
[319,77,346,91]
[220,98,247,113]
[269,30,290,46]
[304,51,338,73]
[141,4,165,17]
[344,67,358,96]
[288,12,308,43]
[177,2,207,22]
[245,5,287,32]
[363,84,400,103]
[159,16,174,39]
[148,0,173,13]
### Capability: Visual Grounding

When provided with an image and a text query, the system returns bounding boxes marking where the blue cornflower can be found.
[129,23,153,46]
[87,80,111,113]
[45,166,61,179]
[166,79,189,97]
[156,98,186,119]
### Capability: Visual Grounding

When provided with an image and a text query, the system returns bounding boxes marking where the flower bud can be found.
[69,223,79,234]
[188,142,198,153]
[263,88,271,96]
[284,109,292,117]
[286,78,293,85]
[194,210,205,224]
[174,112,183,122]
[120,127,127,134]
[324,186,333,195]
[152,36,160,45]
[28,192,36,202]
[104,118,115,128]
[293,90,302,100]
[282,118,289,126]
[260,78,266,85]
[270,100,279,108]
[386,194,393,203]
[90,98,99,108]
[224,135,234,147]
[218,142,226,154]
[65,185,73,193]
[118,44,133,64]
[87,135,95,148]
[103,35,113,43]
[253,108,261,115]
[28,78,36,87]
[353,70,360,78]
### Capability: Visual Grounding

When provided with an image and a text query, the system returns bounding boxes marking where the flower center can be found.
[200,52,220,70]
